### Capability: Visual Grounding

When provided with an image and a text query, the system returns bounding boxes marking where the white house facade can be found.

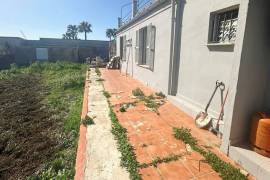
[116,0,270,179]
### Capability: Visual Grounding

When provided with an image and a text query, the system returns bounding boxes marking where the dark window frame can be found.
[208,7,239,44]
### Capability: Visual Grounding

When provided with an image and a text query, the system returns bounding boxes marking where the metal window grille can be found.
[211,9,239,43]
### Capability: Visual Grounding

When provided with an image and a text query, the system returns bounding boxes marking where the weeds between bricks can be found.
[102,90,141,180]
[103,90,181,179]
[132,88,165,113]
[173,127,247,180]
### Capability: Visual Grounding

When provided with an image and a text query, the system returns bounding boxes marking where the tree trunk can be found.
[85,32,87,40]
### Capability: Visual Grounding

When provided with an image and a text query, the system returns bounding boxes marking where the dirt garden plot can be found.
[0,74,59,179]
[0,62,87,179]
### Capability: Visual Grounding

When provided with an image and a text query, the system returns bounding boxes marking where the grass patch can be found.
[81,116,95,126]
[1,61,87,179]
[173,127,247,180]
[103,91,111,98]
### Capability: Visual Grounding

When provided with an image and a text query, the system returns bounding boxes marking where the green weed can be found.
[119,106,126,112]
[106,101,141,179]
[173,127,247,180]
[132,88,145,97]
[103,91,111,98]
[155,92,166,98]
[139,154,182,169]
[81,116,95,126]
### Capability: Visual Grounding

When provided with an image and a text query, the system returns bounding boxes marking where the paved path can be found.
[84,68,129,180]
[101,69,223,180]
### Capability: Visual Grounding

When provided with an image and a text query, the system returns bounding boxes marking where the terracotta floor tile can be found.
[181,152,214,177]
[197,172,221,180]
[140,167,161,180]
[134,145,153,164]
[158,161,194,180]
[100,69,250,180]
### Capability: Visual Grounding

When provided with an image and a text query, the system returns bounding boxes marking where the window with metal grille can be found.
[209,8,239,44]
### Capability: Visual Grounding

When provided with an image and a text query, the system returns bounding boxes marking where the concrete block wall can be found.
[0,37,109,69]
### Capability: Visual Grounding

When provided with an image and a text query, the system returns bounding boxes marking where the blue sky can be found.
[0,0,131,40]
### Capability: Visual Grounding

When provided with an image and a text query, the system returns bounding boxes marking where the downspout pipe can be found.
[168,0,176,95]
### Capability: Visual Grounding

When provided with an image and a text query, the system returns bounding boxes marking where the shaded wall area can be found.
[229,0,270,145]
[0,37,109,69]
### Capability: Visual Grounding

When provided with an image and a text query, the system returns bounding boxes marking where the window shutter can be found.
[146,24,156,71]
[138,29,144,65]
[135,30,139,64]
[123,36,127,61]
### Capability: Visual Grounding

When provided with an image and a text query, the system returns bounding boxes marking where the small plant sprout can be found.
[81,116,95,126]
[132,88,145,97]
[155,91,166,98]
[119,102,137,113]
[103,91,111,98]
[119,106,126,112]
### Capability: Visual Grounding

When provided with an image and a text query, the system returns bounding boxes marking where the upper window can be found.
[209,7,239,44]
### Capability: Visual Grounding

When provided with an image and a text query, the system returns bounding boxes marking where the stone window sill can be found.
[138,64,150,69]
[207,42,235,46]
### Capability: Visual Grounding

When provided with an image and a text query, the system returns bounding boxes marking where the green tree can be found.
[106,28,117,58]
[106,28,117,41]
[63,25,78,40]
[78,21,92,40]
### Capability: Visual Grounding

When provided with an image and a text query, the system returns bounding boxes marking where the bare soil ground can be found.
[0,74,60,180]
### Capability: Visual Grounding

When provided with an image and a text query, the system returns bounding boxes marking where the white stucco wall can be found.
[175,0,248,120]
[226,0,270,145]
[117,2,172,94]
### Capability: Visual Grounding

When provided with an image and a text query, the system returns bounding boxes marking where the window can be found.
[120,35,126,60]
[135,24,156,71]
[36,48,48,60]
[209,8,239,44]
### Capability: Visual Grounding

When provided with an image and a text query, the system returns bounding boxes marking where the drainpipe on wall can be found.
[168,0,176,95]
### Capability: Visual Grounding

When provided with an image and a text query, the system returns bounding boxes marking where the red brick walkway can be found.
[101,69,231,180]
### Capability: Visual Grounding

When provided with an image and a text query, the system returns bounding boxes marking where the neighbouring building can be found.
[116,0,270,179]
[0,37,109,69]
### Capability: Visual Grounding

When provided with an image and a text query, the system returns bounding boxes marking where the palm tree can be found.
[78,21,92,40]
[106,28,117,58]
[106,28,117,41]
[67,25,79,40]
[62,33,72,39]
